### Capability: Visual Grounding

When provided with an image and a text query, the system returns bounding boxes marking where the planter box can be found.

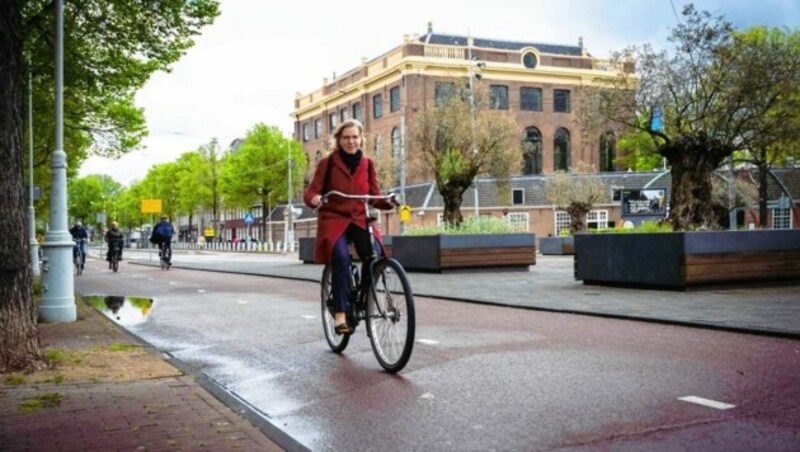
[574,230,800,289]
[392,233,536,272]
[298,237,316,263]
[539,236,574,255]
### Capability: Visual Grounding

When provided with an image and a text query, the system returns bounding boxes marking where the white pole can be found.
[40,0,76,322]
[28,56,40,276]
[286,138,294,251]
[467,36,479,217]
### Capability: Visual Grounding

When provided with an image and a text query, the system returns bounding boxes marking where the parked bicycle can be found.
[73,238,86,275]
[318,190,415,373]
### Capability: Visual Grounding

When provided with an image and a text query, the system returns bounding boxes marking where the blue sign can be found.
[243,213,254,224]
[650,106,663,133]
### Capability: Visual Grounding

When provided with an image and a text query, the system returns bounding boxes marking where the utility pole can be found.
[40,0,76,323]
[467,36,479,217]
[286,138,294,252]
[399,116,406,235]
[28,56,40,276]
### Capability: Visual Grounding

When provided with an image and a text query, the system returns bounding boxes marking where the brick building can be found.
[292,23,625,186]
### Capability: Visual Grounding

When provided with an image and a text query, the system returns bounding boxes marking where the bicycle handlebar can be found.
[322,190,396,203]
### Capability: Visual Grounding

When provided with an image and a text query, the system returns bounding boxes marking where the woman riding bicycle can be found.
[304,118,397,335]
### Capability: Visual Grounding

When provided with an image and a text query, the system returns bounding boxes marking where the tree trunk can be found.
[439,181,469,226]
[566,203,590,235]
[661,134,732,231]
[0,0,45,372]
[757,161,769,228]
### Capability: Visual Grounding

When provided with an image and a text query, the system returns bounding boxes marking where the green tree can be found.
[174,152,207,239]
[220,124,307,241]
[411,89,521,226]
[68,174,123,230]
[1,0,219,372]
[728,26,800,227]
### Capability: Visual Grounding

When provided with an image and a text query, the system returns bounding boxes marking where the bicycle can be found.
[73,238,86,276]
[158,241,172,270]
[108,241,123,273]
[318,190,415,373]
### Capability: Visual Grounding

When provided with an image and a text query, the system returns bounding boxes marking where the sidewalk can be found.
[0,295,284,452]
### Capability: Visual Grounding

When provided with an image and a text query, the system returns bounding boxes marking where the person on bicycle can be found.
[304,118,397,335]
[105,221,125,268]
[69,220,88,269]
[150,215,175,265]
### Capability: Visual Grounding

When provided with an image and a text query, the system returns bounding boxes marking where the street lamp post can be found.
[466,37,484,217]
[40,0,76,323]
[28,56,40,276]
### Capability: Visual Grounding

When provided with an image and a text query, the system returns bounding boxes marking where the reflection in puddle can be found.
[86,295,154,326]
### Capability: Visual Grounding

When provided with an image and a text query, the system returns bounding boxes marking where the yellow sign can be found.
[204,227,216,238]
[141,199,162,213]
[399,204,412,223]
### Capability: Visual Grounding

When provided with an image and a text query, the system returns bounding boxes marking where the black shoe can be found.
[334,322,353,335]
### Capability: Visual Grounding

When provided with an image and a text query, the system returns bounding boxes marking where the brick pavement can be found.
[0,297,283,452]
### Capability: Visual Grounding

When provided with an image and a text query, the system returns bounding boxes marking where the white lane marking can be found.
[416,339,439,345]
[301,315,316,319]
[237,300,249,305]
[419,392,435,400]
[169,282,177,285]
[678,396,735,410]
[197,289,206,293]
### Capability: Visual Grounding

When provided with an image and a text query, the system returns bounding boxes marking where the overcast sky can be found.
[78,0,800,186]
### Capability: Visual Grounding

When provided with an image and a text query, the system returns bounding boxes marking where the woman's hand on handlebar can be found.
[310,194,322,207]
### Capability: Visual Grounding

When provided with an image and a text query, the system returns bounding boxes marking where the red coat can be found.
[303,151,394,264]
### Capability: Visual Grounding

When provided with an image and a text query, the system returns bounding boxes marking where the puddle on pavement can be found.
[86,295,154,326]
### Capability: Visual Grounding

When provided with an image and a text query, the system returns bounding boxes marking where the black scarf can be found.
[338,149,362,175]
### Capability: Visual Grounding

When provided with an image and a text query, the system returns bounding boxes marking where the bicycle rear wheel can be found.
[366,258,415,373]
[321,265,349,352]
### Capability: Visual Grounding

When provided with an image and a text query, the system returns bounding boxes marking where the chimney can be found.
[323,77,328,85]
[427,21,433,34]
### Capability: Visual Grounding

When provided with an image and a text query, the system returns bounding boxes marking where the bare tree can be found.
[411,86,520,226]
[578,5,799,231]
[546,164,608,235]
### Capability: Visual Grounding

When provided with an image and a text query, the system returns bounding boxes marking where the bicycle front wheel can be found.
[367,258,415,373]
[321,265,349,353]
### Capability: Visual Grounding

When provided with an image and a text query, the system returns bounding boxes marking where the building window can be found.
[390,86,400,112]
[489,85,508,110]
[314,119,322,139]
[599,131,616,172]
[555,211,570,236]
[512,188,524,205]
[506,212,529,231]
[522,52,538,69]
[587,210,609,230]
[315,149,322,163]
[328,112,336,131]
[302,123,310,142]
[520,87,542,111]
[772,208,792,229]
[340,108,349,122]
[391,127,402,183]
[373,94,383,118]
[435,82,456,106]
[554,89,571,113]
[352,102,362,122]
[522,127,542,175]
[554,127,570,171]
[437,212,445,227]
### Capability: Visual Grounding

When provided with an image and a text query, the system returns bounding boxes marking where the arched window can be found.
[522,127,542,175]
[599,131,616,172]
[554,127,570,171]
[391,127,402,183]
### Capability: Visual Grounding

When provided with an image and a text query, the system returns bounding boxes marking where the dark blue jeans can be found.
[330,224,381,313]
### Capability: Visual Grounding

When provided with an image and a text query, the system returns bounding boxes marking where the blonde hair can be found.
[111,221,119,228]
[328,118,364,153]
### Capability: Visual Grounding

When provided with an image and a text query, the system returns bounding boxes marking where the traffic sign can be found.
[141,199,162,213]
[399,204,412,223]
[244,212,254,224]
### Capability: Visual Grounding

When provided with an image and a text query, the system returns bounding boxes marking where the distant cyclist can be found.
[105,221,125,268]
[150,215,175,265]
[69,220,88,269]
